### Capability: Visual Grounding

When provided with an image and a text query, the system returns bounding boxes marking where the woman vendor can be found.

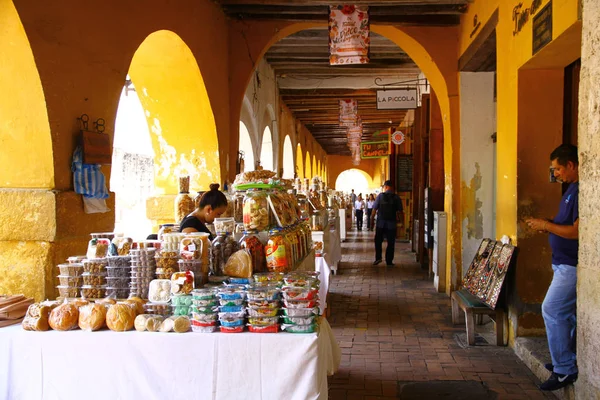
[179,183,228,240]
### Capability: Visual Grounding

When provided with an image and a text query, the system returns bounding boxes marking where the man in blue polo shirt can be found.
[526,144,579,391]
[371,180,403,267]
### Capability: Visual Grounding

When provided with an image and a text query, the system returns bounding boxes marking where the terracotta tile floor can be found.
[326,230,553,400]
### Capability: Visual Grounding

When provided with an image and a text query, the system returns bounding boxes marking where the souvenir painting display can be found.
[462,238,516,309]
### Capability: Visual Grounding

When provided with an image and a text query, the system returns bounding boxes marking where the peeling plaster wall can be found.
[577,0,600,396]
[459,72,496,274]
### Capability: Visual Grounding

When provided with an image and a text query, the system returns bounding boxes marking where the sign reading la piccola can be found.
[376,89,417,110]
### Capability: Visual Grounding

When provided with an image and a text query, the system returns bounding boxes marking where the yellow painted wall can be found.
[0,0,53,189]
[459,0,581,243]
[129,30,220,195]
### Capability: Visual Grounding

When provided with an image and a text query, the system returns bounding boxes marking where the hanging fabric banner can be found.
[329,5,370,65]
[339,99,358,127]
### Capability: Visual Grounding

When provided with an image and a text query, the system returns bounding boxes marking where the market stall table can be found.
[0,318,340,400]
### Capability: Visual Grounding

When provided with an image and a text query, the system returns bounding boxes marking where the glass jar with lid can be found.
[265,229,292,273]
[311,211,325,231]
[243,189,271,232]
[233,191,245,223]
[239,230,267,273]
[210,233,240,276]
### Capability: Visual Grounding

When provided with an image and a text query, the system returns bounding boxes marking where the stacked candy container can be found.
[281,272,320,333]
[157,232,183,280]
[56,259,83,300]
[211,233,240,276]
[217,285,247,333]
[190,288,219,332]
[106,255,131,298]
[246,283,281,333]
[80,258,108,299]
[146,278,173,317]
[171,271,195,316]
[129,248,157,299]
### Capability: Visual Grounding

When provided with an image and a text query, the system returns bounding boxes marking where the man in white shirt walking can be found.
[355,194,365,230]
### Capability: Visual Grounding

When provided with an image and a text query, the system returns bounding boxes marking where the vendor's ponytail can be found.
[199,183,227,210]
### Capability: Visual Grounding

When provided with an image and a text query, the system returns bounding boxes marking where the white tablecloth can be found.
[0,319,340,400]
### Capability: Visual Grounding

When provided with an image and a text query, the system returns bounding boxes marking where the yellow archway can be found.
[128,30,220,195]
[282,135,294,179]
[296,144,304,179]
[0,0,53,188]
[335,169,373,194]
[305,152,312,179]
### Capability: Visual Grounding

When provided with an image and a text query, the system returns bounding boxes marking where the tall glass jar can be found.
[233,191,245,223]
[175,176,195,224]
[239,230,267,273]
[243,189,270,232]
[210,233,240,276]
[265,229,292,273]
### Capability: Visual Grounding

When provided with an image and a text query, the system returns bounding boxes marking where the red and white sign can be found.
[329,5,370,65]
[391,131,405,145]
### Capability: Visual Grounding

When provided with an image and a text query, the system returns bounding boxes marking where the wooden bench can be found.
[451,289,506,346]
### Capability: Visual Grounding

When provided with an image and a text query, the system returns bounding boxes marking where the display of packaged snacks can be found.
[283,299,318,309]
[219,305,244,313]
[80,285,105,299]
[217,285,246,300]
[148,279,171,303]
[106,277,130,288]
[171,294,193,307]
[282,315,315,325]
[58,263,83,277]
[281,307,318,317]
[57,275,82,287]
[22,301,58,331]
[281,287,318,301]
[162,232,185,253]
[219,316,245,327]
[56,285,79,298]
[247,307,278,317]
[129,248,157,263]
[67,256,86,264]
[78,303,107,332]
[265,229,292,273]
[248,316,278,326]
[48,303,80,331]
[223,249,252,278]
[191,320,218,333]
[253,272,284,284]
[191,288,218,300]
[82,258,108,274]
[86,238,111,259]
[81,273,107,286]
[214,217,235,235]
[233,170,277,187]
[106,303,136,332]
[218,297,245,307]
[247,299,280,309]
[107,256,131,269]
[170,271,194,295]
[110,236,133,256]
[106,266,130,279]
[143,303,171,317]
[246,285,280,301]
[243,189,271,231]
[105,287,129,299]
[228,277,251,285]
[239,231,267,274]
[281,323,317,333]
[211,233,240,276]
[283,273,317,288]
[219,325,244,333]
[155,266,178,280]
[172,305,191,316]
[233,192,245,223]
[191,312,218,323]
[248,324,279,333]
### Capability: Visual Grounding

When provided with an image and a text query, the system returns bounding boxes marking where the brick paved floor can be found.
[326,230,553,400]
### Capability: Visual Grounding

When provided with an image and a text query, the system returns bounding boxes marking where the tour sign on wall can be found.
[391,131,405,145]
[376,89,417,110]
[361,141,390,159]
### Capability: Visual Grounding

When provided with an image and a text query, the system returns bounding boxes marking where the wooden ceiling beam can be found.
[222,4,467,15]
[227,13,461,25]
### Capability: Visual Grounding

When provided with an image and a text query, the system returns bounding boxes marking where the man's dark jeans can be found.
[375,225,396,264]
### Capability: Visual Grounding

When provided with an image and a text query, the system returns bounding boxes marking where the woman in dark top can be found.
[179,183,228,240]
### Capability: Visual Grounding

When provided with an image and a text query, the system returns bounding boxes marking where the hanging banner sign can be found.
[391,130,405,145]
[376,89,418,110]
[361,141,390,159]
[339,99,358,126]
[329,5,370,65]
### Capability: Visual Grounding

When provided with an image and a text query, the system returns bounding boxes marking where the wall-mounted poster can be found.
[329,5,370,65]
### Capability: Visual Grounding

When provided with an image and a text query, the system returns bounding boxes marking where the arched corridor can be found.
[327,232,551,399]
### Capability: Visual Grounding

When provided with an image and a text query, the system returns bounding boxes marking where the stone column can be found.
[576,0,600,396]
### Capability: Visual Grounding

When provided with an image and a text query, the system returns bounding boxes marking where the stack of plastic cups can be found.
[190,288,219,332]
[106,255,131,299]
[81,258,108,299]
[129,248,156,299]
[280,272,320,333]
[246,283,281,333]
[217,285,247,333]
